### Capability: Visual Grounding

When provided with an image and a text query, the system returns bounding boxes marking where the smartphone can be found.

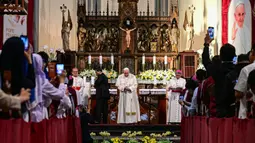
[208,27,214,39]
[56,64,64,75]
[20,35,29,51]
[233,56,237,65]
[179,96,184,100]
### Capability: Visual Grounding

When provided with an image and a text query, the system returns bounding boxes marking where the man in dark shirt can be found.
[94,68,110,124]
[202,33,236,117]
[224,54,249,117]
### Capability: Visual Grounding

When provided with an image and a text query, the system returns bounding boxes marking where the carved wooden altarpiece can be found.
[76,0,179,74]
[74,0,180,124]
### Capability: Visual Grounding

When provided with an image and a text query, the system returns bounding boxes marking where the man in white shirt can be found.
[235,44,255,119]
[230,2,251,55]
[72,68,85,106]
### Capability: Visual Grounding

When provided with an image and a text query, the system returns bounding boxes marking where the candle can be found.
[153,55,156,65]
[88,55,91,64]
[153,76,157,85]
[164,55,168,65]
[83,76,86,85]
[142,54,145,64]
[111,54,114,65]
[99,55,102,64]
[91,76,95,85]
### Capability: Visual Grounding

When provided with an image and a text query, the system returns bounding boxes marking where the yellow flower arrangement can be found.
[91,131,172,143]
[99,131,111,137]
[103,69,118,79]
[141,136,157,143]
[162,131,171,137]
[90,132,96,136]
[111,137,123,143]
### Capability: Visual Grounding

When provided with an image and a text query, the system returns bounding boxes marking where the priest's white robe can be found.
[166,77,186,123]
[72,76,85,106]
[116,74,141,124]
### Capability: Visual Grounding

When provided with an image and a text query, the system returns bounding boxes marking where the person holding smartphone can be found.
[0,37,35,118]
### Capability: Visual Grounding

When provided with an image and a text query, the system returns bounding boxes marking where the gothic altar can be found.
[76,0,180,74]
[54,0,199,124]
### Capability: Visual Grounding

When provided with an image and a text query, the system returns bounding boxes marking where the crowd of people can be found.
[0,37,96,143]
[175,33,255,119]
[1,34,255,142]
[0,37,78,121]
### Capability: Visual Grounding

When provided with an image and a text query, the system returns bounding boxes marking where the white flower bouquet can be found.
[138,70,175,82]
[40,45,65,62]
[79,69,96,77]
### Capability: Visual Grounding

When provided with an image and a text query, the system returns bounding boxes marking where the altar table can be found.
[89,89,167,124]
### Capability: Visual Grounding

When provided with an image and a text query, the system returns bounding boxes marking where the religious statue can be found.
[185,24,194,51]
[78,23,86,51]
[137,28,149,52]
[169,19,180,52]
[183,5,195,51]
[60,5,73,50]
[120,27,136,48]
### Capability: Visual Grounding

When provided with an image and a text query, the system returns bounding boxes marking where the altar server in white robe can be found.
[72,68,85,106]
[166,70,186,123]
[116,68,141,124]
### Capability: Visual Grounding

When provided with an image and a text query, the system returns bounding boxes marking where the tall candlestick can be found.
[142,54,145,65]
[111,54,114,65]
[153,55,156,65]
[99,54,102,65]
[164,55,168,65]
[91,76,95,85]
[88,55,91,64]
[83,76,86,84]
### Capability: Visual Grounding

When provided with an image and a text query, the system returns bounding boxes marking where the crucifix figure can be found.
[120,27,136,48]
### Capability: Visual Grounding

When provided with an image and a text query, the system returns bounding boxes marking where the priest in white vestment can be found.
[166,70,186,123]
[230,2,251,55]
[116,68,141,124]
[72,68,85,106]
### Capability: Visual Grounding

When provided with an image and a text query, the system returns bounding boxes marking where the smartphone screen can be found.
[208,27,214,39]
[179,96,184,100]
[56,64,64,75]
[20,35,28,51]
[233,56,237,65]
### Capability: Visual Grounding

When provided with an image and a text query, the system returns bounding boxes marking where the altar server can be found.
[72,68,85,106]
[116,68,140,124]
[166,70,186,123]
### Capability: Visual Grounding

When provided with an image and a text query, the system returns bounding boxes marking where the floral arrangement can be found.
[103,69,118,79]
[79,69,96,77]
[138,70,175,81]
[41,45,65,62]
[90,131,173,143]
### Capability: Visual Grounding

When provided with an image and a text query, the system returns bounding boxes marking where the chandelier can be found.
[0,0,28,15]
